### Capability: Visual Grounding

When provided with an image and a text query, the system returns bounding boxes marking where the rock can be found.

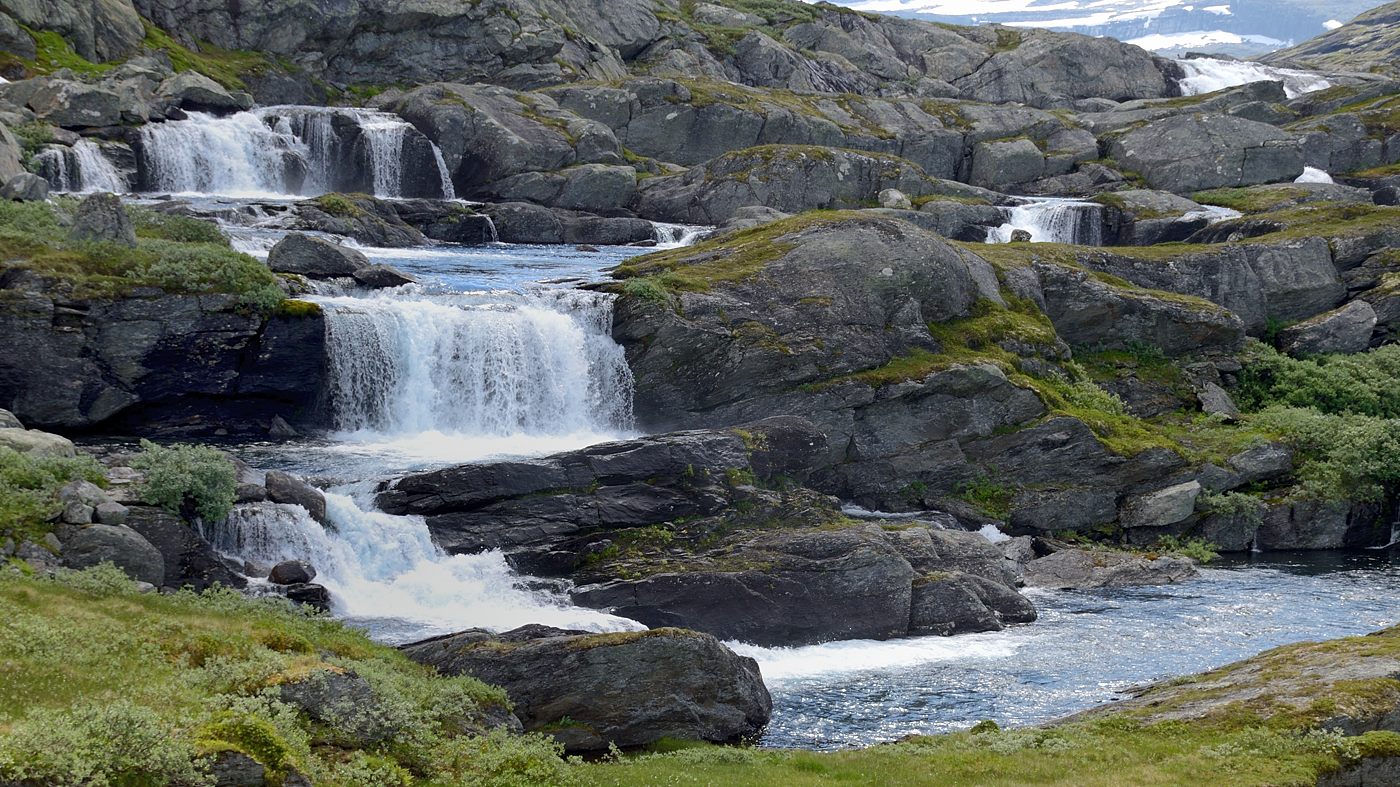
[22,79,124,129]
[350,265,416,289]
[2,173,49,201]
[0,12,35,60]
[909,572,1037,635]
[268,415,299,440]
[70,192,135,245]
[93,501,129,525]
[156,72,253,113]
[282,583,331,611]
[209,750,264,787]
[400,626,771,753]
[969,138,1044,190]
[482,202,566,244]
[1254,500,1353,550]
[0,0,144,62]
[878,188,913,210]
[277,668,394,746]
[0,408,22,428]
[576,244,600,253]
[1010,229,1033,243]
[59,479,107,508]
[1197,382,1240,420]
[1108,114,1304,194]
[1277,301,1378,356]
[635,146,938,224]
[268,560,317,585]
[1227,444,1294,486]
[1022,548,1198,589]
[720,205,792,233]
[124,506,245,591]
[956,31,1175,107]
[266,233,368,279]
[0,122,24,184]
[264,471,330,528]
[0,428,76,457]
[61,524,165,586]
[61,501,93,525]
[1120,482,1201,530]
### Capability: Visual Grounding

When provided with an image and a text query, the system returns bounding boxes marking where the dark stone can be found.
[266,234,368,279]
[269,560,317,585]
[277,668,394,746]
[282,583,331,611]
[264,471,329,528]
[61,524,164,586]
[124,506,245,591]
[351,265,417,289]
[400,626,771,753]
[71,192,135,245]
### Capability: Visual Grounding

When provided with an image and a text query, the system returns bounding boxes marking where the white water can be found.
[208,492,641,641]
[316,287,634,461]
[1174,57,1332,99]
[987,198,1103,245]
[1296,166,1334,184]
[731,632,1023,683]
[651,222,710,248]
[36,140,128,193]
[138,106,452,199]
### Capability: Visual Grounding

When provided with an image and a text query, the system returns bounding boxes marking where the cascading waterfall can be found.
[987,198,1104,245]
[1174,57,1332,99]
[36,140,128,193]
[317,287,634,456]
[652,222,709,247]
[207,490,641,641]
[137,106,453,199]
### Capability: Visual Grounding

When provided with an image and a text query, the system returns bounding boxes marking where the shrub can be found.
[1252,406,1400,502]
[131,440,237,522]
[1197,490,1265,528]
[1234,343,1400,418]
[1151,535,1220,564]
[0,447,106,541]
[130,207,229,245]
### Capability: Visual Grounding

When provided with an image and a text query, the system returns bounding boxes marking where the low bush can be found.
[1151,535,1220,564]
[0,447,106,542]
[1252,407,1400,503]
[1234,343,1400,419]
[131,440,237,522]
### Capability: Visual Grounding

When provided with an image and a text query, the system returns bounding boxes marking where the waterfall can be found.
[36,141,127,193]
[652,222,709,247]
[316,288,634,451]
[137,106,454,199]
[1174,57,1331,99]
[430,146,457,201]
[207,492,642,641]
[987,198,1103,245]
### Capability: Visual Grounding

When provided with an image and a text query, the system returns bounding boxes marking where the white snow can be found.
[1323,19,1345,30]
[1295,167,1334,184]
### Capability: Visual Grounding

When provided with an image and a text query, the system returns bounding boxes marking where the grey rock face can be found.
[0,0,145,62]
[24,80,124,129]
[267,234,368,279]
[953,31,1176,107]
[1108,114,1304,194]
[1120,481,1201,529]
[1023,548,1198,589]
[1,173,49,201]
[969,139,1044,190]
[1277,301,1379,356]
[635,146,938,224]
[61,524,165,586]
[156,72,253,113]
[909,572,1037,635]
[71,193,136,245]
[264,471,329,528]
[400,625,771,753]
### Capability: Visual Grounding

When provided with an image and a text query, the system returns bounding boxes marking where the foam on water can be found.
[987,198,1104,245]
[1174,57,1331,99]
[731,634,1022,684]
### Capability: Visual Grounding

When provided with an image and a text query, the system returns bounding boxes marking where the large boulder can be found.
[123,506,245,591]
[400,626,771,753]
[266,233,368,279]
[1277,301,1378,356]
[0,427,76,457]
[1108,114,1304,194]
[156,72,253,113]
[70,192,136,246]
[23,79,124,129]
[2,173,50,202]
[1022,548,1198,589]
[60,524,165,586]
[954,31,1176,107]
[0,122,24,184]
[910,572,1037,635]
[634,146,938,224]
[264,471,329,528]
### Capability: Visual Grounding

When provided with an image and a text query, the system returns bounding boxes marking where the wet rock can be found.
[71,192,136,245]
[209,750,265,787]
[1010,229,1032,243]
[1277,301,1378,356]
[909,571,1037,635]
[264,471,329,528]
[124,506,245,591]
[400,626,770,753]
[61,524,165,586]
[267,233,368,279]
[268,415,299,440]
[1022,548,1198,589]
[269,560,317,585]
[351,264,416,289]
[282,582,331,611]
[1120,481,1201,530]
[156,72,253,114]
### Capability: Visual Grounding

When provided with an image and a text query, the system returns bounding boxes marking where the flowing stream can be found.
[987,198,1104,244]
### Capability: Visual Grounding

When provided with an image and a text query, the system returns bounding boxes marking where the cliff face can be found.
[1265,1,1400,76]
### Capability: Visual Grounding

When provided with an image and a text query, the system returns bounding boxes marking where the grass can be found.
[141,25,275,91]
[1192,186,1314,214]
[0,566,572,786]
[0,200,284,311]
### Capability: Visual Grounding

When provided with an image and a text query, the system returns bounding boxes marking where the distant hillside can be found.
[1263,1,1400,74]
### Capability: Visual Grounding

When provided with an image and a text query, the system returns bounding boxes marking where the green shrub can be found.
[131,440,237,522]
[956,475,1013,519]
[1197,490,1265,529]
[1234,343,1400,418]
[1253,406,1400,502]
[0,447,106,541]
[130,207,229,245]
[1151,535,1220,564]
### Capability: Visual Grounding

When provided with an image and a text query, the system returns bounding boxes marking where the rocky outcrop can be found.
[634,145,940,224]
[0,292,325,436]
[0,0,145,62]
[60,523,165,586]
[1107,114,1304,194]
[265,233,414,288]
[1020,547,1198,589]
[1263,1,1400,77]
[1276,301,1379,355]
[71,192,136,246]
[123,505,245,591]
[400,626,770,752]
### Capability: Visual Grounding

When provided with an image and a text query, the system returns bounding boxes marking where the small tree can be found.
[131,440,237,522]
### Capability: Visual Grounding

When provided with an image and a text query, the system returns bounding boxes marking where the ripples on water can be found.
[743,551,1400,749]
